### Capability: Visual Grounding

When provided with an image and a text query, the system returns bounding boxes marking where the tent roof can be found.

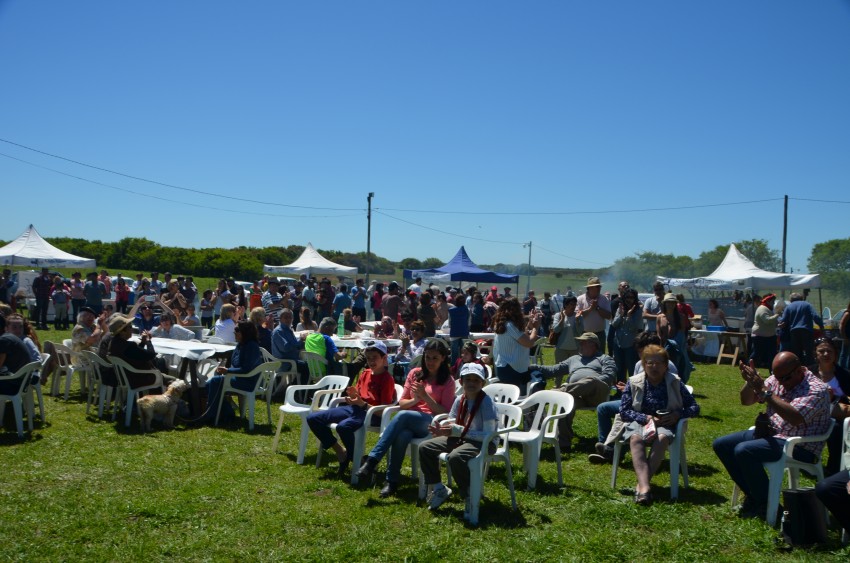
[0,224,96,268]
[264,243,357,277]
[403,246,519,284]
[660,244,820,291]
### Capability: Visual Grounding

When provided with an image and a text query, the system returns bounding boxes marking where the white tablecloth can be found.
[332,336,402,350]
[689,330,721,358]
[133,336,235,361]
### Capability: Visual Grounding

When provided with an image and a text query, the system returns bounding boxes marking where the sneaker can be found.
[428,485,452,510]
[588,453,609,465]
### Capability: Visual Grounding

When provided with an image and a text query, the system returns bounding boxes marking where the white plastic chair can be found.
[842,417,850,472]
[612,417,691,500]
[301,351,329,382]
[510,390,574,489]
[82,352,117,419]
[0,361,42,438]
[30,353,50,422]
[730,419,834,526]
[214,360,281,430]
[272,376,350,463]
[418,402,522,526]
[107,356,165,428]
[49,342,88,400]
[483,383,521,405]
[316,384,402,485]
[260,347,299,397]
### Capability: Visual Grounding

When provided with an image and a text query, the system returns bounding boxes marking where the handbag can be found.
[781,488,828,545]
[753,411,776,439]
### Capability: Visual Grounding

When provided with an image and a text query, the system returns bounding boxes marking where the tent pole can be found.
[781,194,788,300]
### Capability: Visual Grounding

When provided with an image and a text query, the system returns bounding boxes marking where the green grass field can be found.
[2,330,848,562]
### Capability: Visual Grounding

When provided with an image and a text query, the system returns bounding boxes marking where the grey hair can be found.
[319,317,337,332]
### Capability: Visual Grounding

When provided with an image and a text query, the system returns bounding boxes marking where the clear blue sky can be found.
[2,1,849,273]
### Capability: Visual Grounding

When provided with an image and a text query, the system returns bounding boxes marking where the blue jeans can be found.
[307,404,366,463]
[712,429,816,505]
[367,410,432,483]
[839,340,849,371]
[596,400,620,443]
[495,365,529,395]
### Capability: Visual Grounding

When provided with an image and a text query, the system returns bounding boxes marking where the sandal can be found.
[634,491,653,506]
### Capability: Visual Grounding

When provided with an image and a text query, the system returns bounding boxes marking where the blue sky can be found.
[1,1,849,273]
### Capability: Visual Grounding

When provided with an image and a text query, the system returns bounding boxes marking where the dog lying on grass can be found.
[136,380,188,431]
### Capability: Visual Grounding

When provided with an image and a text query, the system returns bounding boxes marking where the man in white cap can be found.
[576,277,612,354]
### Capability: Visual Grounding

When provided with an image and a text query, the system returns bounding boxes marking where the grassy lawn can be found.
[2,332,849,562]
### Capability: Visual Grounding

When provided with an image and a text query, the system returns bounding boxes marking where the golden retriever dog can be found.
[136,380,188,431]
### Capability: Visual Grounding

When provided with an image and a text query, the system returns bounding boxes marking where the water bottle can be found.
[337,315,345,336]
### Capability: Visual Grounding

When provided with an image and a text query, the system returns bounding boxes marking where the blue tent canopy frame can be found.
[403,246,519,285]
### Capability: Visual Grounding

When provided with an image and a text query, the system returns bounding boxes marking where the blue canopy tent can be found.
[403,246,519,286]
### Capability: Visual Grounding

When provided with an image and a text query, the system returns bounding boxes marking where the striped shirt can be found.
[494,321,529,373]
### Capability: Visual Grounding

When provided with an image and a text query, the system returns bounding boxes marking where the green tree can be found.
[421,257,443,269]
[808,238,850,294]
[399,257,422,270]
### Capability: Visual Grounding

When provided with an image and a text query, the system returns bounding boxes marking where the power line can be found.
[535,244,611,266]
[0,137,358,212]
[374,210,525,246]
[377,197,783,216]
[0,152,362,219]
[790,197,850,205]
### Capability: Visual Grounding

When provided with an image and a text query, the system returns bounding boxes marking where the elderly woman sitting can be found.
[620,344,699,505]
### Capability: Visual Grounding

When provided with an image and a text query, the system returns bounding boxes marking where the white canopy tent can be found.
[264,242,357,278]
[0,224,96,268]
[659,243,820,292]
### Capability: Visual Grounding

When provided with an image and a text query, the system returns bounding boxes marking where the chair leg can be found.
[611,441,623,489]
[467,457,484,526]
[297,417,310,464]
[350,429,366,485]
[25,392,34,432]
[247,398,255,431]
[64,368,73,401]
[553,441,564,487]
[669,440,681,500]
[272,410,285,452]
[214,391,225,427]
[13,397,24,438]
[765,463,785,526]
[525,442,542,490]
[125,391,136,427]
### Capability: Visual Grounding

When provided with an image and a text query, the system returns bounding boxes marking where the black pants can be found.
[815,470,850,534]
[35,296,50,327]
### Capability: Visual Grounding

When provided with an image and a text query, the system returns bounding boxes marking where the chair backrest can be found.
[62,339,72,347]
[301,351,328,380]
[0,361,41,397]
[483,383,521,404]
[492,403,523,453]
[524,390,575,439]
[529,337,547,362]
[80,351,103,382]
[260,347,277,363]
[308,375,350,409]
[40,353,51,371]
[51,342,73,368]
[842,418,850,472]
[106,356,135,388]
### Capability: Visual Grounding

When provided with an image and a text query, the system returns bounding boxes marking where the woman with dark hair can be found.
[707,299,728,328]
[809,337,850,476]
[492,298,541,394]
[356,338,456,497]
[658,293,691,383]
[205,320,263,423]
[296,307,318,331]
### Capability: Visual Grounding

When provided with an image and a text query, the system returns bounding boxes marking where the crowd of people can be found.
[2,270,850,534]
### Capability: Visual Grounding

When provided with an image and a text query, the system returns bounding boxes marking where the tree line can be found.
[7,235,849,295]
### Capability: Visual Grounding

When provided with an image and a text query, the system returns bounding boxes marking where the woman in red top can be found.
[306,341,395,477]
[114,278,131,314]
